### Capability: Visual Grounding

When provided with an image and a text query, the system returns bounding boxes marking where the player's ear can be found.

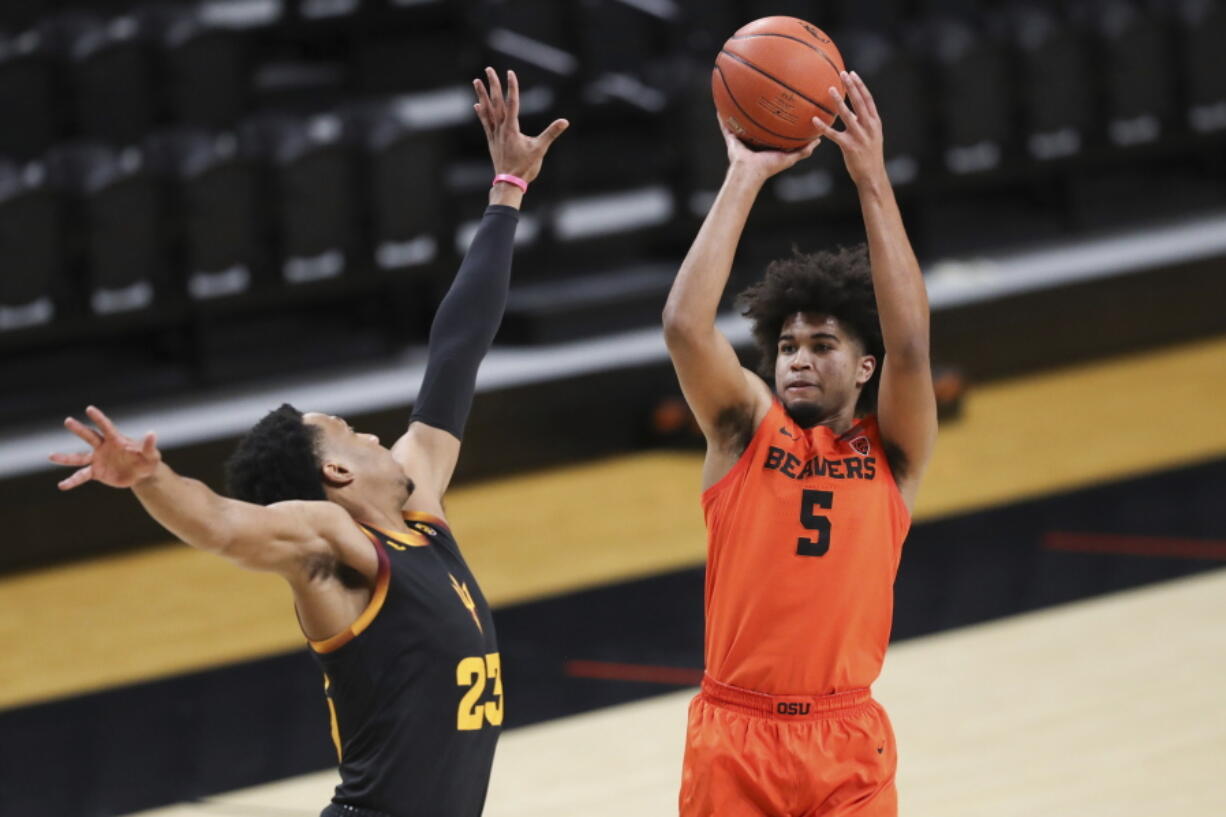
[856,354,877,387]
[321,459,355,488]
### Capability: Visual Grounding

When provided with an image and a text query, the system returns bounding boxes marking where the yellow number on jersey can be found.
[484,652,504,726]
[456,653,504,731]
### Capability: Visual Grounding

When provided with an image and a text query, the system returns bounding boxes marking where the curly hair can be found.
[737,244,883,415]
[225,403,326,505]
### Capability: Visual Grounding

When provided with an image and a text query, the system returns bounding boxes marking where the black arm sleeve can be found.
[410,204,518,438]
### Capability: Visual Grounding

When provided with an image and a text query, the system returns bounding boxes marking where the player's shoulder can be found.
[267,498,350,525]
[264,499,370,551]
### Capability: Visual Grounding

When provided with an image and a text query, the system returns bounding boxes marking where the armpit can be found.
[302,551,340,583]
[714,404,756,456]
[882,438,910,482]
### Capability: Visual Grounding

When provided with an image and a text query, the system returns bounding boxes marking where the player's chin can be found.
[783,397,823,429]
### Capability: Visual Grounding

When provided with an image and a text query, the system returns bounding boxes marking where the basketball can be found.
[712,16,846,151]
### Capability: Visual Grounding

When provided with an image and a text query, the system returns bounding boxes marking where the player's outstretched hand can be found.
[50,406,161,491]
[812,70,885,187]
[473,67,568,184]
[720,114,821,184]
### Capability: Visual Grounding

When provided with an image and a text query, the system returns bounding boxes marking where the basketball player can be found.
[49,69,567,817]
[663,71,936,816]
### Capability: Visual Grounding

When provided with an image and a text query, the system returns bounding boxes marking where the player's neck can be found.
[818,413,857,436]
[782,397,858,436]
[808,404,858,436]
[334,488,414,535]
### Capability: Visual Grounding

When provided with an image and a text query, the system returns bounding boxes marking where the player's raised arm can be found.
[662,120,817,475]
[814,71,937,509]
[51,406,373,580]
[391,68,568,509]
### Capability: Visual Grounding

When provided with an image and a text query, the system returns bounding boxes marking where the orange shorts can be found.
[679,675,897,817]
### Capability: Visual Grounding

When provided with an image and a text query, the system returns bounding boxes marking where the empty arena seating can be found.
[0,25,59,162]
[49,141,165,316]
[1011,4,1095,162]
[242,112,362,286]
[356,98,448,278]
[156,4,252,129]
[148,127,266,300]
[1,0,1225,424]
[61,12,161,146]
[0,157,61,331]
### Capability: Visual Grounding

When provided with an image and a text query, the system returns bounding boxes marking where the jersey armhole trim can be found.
[403,510,451,536]
[869,418,913,529]
[366,523,431,548]
[309,531,391,654]
[701,402,779,507]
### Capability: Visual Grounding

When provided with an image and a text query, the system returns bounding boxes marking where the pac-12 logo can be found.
[849,435,871,456]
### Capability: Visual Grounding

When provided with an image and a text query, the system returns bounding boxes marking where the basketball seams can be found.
[718,48,838,119]
[728,32,844,77]
[713,63,812,145]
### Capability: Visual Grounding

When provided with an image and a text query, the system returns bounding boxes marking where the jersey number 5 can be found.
[796,489,834,557]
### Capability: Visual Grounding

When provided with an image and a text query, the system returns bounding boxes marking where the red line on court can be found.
[1043,531,1226,560]
[564,660,704,686]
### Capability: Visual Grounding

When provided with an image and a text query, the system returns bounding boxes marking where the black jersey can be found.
[309,511,501,817]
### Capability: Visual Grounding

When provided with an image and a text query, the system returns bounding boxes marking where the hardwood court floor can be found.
[4,333,1226,709]
[127,568,1226,817]
[6,333,1226,712]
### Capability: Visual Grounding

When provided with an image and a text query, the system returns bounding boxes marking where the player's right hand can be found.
[50,405,161,491]
[720,114,821,183]
[473,67,569,184]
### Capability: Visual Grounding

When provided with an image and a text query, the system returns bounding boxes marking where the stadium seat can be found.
[353,99,449,278]
[353,0,469,95]
[59,12,160,147]
[0,157,62,331]
[242,113,363,287]
[0,0,52,36]
[678,66,730,217]
[840,28,933,186]
[1074,0,1175,148]
[574,0,681,114]
[0,26,60,162]
[153,4,252,130]
[147,128,268,301]
[1010,4,1095,162]
[289,0,362,24]
[476,0,580,102]
[830,0,912,30]
[355,28,470,96]
[673,0,738,59]
[48,142,165,316]
[1174,0,1226,135]
[925,15,1016,175]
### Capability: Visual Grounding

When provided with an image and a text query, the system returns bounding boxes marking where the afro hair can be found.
[225,403,326,505]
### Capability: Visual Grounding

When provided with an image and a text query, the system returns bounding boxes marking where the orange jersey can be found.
[701,399,911,695]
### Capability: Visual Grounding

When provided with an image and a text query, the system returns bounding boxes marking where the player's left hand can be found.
[812,70,886,187]
[721,114,821,184]
[473,67,569,184]
[50,405,162,491]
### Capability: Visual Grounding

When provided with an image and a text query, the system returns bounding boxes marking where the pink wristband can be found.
[493,173,528,193]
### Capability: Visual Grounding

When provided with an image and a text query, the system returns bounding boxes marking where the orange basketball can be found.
[712,16,846,151]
